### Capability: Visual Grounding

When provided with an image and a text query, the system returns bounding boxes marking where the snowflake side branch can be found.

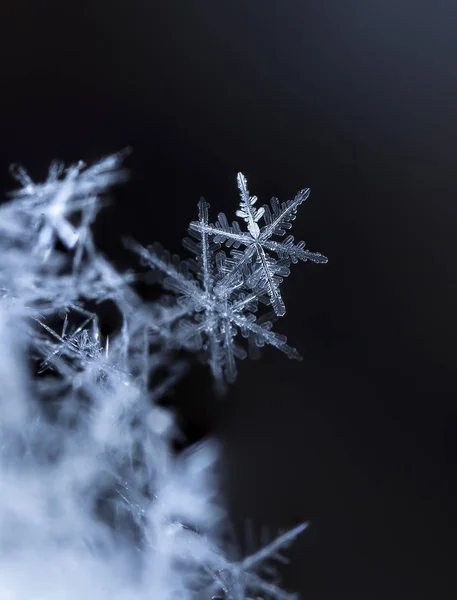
[240,522,308,571]
[188,221,250,247]
[231,313,301,361]
[197,198,214,295]
[236,172,264,239]
[125,239,206,307]
[260,189,310,240]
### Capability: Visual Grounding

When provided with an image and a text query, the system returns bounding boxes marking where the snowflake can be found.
[8,152,128,263]
[204,522,307,600]
[128,173,327,385]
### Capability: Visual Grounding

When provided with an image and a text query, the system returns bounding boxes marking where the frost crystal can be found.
[128,172,327,385]
[0,154,317,599]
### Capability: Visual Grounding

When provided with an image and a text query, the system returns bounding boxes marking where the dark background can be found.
[1,1,456,597]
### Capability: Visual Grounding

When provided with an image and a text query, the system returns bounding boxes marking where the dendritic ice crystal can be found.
[0,152,325,600]
[127,172,327,386]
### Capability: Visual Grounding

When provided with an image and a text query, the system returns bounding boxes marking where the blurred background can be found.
[1,1,456,597]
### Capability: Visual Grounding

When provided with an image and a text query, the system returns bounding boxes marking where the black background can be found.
[1,1,456,597]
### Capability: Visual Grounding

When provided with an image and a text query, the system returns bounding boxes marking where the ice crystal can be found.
[0,153,316,599]
[128,173,327,385]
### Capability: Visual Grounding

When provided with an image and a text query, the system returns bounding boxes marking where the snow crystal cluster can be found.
[0,152,326,599]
